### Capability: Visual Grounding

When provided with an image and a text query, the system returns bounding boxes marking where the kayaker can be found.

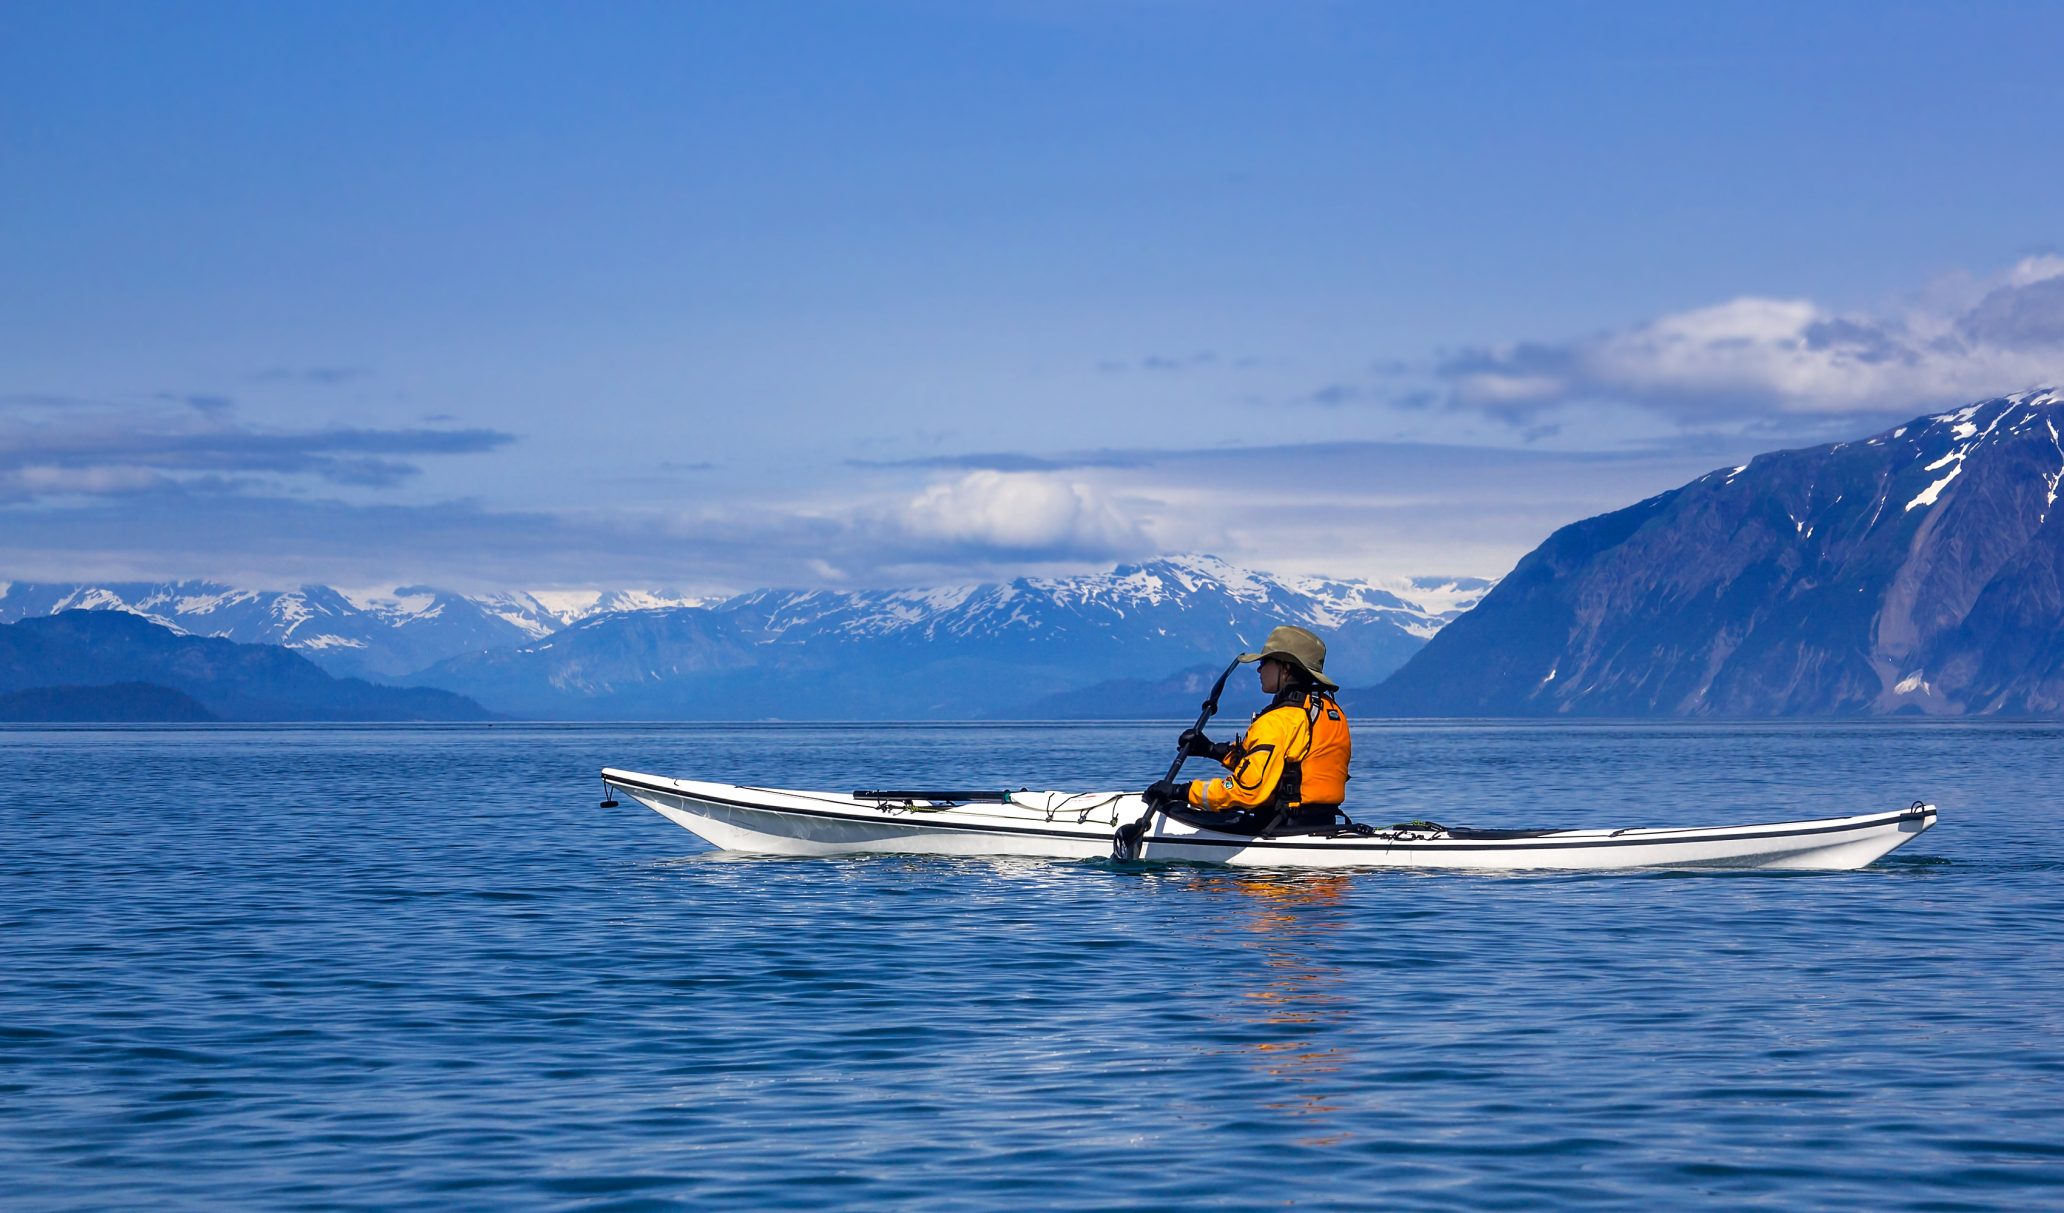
[1143,625,1352,834]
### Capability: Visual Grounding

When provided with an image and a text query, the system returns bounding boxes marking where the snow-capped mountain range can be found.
[410,556,1493,719]
[715,557,1479,647]
[0,557,1491,716]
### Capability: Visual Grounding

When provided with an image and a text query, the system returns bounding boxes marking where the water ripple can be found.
[3,721,2062,1209]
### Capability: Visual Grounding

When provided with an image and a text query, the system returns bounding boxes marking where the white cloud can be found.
[894,470,1147,554]
[1438,255,2064,423]
[2007,254,2064,288]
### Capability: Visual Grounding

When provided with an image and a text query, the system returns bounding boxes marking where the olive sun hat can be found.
[1236,625,1338,691]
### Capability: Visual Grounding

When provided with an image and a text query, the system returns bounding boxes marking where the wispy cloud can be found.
[250,365,370,385]
[0,487,782,589]
[846,451,1144,472]
[0,480,1148,591]
[0,393,105,411]
[1098,351,1217,374]
[0,399,1164,587]
[151,392,237,414]
[0,398,514,502]
[1097,352,1272,374]
[1295,382,1369,407]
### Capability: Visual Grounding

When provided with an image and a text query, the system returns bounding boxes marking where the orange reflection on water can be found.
[1191,872,1360,1136]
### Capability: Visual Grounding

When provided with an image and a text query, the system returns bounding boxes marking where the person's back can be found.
[1145,625,1353,835]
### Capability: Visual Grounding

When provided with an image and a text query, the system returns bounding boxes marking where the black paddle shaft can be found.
[1116,656,1245,860]
[1163,657,1244,783]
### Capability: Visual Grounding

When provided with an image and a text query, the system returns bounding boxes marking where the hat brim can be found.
[1237,650,1340,691]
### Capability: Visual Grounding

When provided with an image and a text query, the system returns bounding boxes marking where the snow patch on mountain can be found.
[58,587,139,614]
[295,634,369,651]
[507,589,709,629]
[1904,385,2064,514]
[337,586,429,616]
[517,589,603,618]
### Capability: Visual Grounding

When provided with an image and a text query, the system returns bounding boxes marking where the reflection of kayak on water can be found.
[599,770,1938,871]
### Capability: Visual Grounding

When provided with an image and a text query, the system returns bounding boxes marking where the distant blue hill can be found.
[0,681,218,722]
[1000,663,1277,721]
[0,581,705,682]
[0,612,496,721]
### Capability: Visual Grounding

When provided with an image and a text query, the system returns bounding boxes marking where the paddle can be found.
[1112,656,1245,860]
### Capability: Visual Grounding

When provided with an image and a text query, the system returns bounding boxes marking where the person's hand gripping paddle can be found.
[1113,657,1243,861]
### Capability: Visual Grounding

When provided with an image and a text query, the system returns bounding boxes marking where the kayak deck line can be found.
[600,768,1939,871]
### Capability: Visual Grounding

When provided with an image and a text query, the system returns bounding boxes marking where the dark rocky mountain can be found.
[415,557,1490,719]
[1369,388,2064,716]
[0,612,495,721]
[0,681,218,722]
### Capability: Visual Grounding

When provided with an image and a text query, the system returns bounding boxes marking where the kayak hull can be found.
[600,769,1938,871]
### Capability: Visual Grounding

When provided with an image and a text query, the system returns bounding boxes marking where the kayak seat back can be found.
[1165,803,1345,838]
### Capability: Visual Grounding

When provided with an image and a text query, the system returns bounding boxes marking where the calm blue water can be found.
[4,721,2062,1210]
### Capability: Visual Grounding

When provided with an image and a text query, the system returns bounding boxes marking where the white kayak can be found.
[600,768,1938,871]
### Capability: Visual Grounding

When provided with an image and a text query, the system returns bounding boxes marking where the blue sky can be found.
[4,1,2062,591]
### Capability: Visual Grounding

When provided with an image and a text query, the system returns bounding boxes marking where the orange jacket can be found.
[1186,691,1352,811]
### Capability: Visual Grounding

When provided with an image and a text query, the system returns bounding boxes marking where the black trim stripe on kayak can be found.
[602,773,1932,853]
